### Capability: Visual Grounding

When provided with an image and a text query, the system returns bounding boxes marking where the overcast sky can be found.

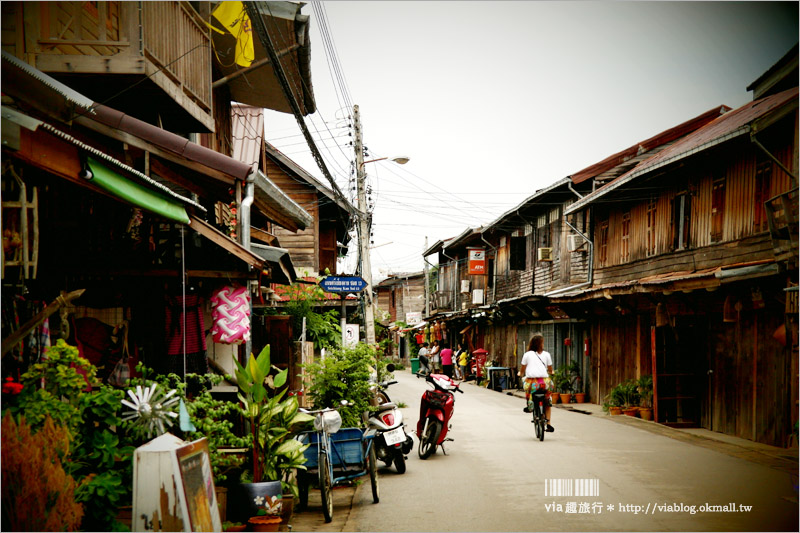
[263,1,798,281]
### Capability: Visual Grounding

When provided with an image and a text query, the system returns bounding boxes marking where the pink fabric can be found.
[440,348,453,366]
[211,286,251,344]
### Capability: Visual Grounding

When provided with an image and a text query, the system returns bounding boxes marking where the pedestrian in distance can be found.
[429,340,441,373]
[418,342,430,375]
[518,333,555,432]
[440,342,454,378]
[456,343,469,380]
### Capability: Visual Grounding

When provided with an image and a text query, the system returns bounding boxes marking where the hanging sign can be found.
[319,276,367,294]
[468,247,486,275]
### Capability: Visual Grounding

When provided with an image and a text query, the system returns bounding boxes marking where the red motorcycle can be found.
[415,373,463,459]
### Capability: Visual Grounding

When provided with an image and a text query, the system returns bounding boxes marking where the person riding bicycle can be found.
[518,333,555,432]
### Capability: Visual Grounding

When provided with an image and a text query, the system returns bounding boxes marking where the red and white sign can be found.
[468,247,486,275]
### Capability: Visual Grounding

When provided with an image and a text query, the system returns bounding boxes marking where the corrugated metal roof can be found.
[231,103,264,170]
[566,87,799,215]
[482,177,572,232]
[570,105,730,185]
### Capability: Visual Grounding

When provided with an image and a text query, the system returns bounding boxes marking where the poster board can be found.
[133,434,221,532]
[175,438,220,532]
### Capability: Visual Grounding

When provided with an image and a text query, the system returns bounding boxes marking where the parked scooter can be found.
[366,364,414,473]
[415,372,463,459]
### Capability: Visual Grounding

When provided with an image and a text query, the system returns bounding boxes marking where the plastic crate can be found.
[299,428,364,469]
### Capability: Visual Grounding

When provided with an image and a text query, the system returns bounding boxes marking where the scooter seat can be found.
[376,402,397,412]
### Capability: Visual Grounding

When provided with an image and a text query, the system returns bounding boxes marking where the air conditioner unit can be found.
[472,289,484,305]
[537,247,553,261]
[460,279,471,293]
[567,234,585,252]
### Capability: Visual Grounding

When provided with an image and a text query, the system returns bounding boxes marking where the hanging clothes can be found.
[164,293,208,376]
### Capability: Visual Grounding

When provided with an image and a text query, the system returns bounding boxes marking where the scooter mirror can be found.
[386,363,395,373]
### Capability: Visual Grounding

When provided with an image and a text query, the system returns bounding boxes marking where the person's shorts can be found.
[524,377,553,402]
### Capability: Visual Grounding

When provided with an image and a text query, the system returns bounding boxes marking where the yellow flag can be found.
[212,1,255,67]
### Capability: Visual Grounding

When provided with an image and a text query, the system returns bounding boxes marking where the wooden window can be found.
[753,160,771,233]
[646,199,657,257]
[510,236,526,271]
[711,177,726,243]
[621,211,631,262]
[536,214,550,248]
[672,193,691,250]
[597,220,609,264]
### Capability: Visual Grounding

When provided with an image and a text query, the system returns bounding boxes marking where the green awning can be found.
[86,156,190,224]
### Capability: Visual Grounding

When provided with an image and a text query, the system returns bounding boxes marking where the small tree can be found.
[304,344,379,428]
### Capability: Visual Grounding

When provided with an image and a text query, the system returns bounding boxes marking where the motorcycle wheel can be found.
[394,449,406,474]
[369,443,380,503]
[418,419,441,460]
[319,452,333,523]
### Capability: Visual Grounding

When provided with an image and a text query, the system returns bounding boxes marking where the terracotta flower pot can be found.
[248,515,281,532]
[609,406,622,416]
[623,407,639,417]
[639,407,653,421]
[560,393,572,404]
[550,392,561,404]
[574,393,586,403]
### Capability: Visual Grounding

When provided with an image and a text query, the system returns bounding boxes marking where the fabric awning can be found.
[86,157,190,224]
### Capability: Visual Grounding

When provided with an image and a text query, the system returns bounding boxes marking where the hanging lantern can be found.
[211,285,251,344]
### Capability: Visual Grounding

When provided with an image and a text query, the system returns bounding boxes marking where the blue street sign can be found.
[319,276,367,294]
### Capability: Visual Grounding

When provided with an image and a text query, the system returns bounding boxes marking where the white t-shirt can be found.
[521,350,552,378]
[418,347,429,358]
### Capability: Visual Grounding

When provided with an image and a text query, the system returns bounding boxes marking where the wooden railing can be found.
[141,2,211,112]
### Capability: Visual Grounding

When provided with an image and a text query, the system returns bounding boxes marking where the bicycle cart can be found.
[296,408,380,523]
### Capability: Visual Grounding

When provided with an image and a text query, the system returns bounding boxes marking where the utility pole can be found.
[424,236,430,316]
[353,105,376,346]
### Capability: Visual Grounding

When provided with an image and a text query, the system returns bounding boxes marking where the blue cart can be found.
[296,409,379,523]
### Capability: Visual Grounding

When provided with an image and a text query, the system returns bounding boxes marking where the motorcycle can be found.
[366,364,414,473]
[415,372,463,459]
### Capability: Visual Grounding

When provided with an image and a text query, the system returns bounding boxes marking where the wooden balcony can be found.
[5,1,213,132]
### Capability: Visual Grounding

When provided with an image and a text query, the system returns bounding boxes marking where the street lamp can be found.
[352,105,409,347]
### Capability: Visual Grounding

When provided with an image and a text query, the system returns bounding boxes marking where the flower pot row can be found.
[551,392,587,404]
[608,406,654,421]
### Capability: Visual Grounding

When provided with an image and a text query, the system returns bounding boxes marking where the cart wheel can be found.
[319,452,333,523]
[368,443,380,503]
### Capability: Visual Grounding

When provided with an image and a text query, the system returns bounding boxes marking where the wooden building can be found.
[1,1,320,382]
[561,65,797,446]
[375,272,426,360]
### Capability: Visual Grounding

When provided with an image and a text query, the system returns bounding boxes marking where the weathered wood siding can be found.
[266,160,320,272]
[594,134,796,282]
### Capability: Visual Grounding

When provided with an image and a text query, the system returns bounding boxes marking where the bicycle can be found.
[529,388,548,441]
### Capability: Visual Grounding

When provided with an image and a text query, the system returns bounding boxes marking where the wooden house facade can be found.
[1,2,320,384]
[561,81,798,446]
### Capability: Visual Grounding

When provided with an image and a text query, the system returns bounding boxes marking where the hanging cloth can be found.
[164,293,208,376]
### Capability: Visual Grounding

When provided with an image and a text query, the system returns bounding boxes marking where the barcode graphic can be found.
[545,478,600,497]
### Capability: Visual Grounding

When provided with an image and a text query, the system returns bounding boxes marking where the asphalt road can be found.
[342,368,798,532]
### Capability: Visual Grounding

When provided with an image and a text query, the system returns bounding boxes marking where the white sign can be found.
[345,324,359,347]
[406,311,422,325]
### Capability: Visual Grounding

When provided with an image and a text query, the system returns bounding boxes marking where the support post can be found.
[353,105,376,346]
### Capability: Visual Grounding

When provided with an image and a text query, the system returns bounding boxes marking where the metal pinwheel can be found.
[121,383,180,438]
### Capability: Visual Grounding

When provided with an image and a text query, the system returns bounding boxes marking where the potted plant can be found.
[620,379,640,416]
[231,345,313,523]
[567,361,586,403]
[553,366,573,404]
[637,374,654,421]
[603,383,624,415]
